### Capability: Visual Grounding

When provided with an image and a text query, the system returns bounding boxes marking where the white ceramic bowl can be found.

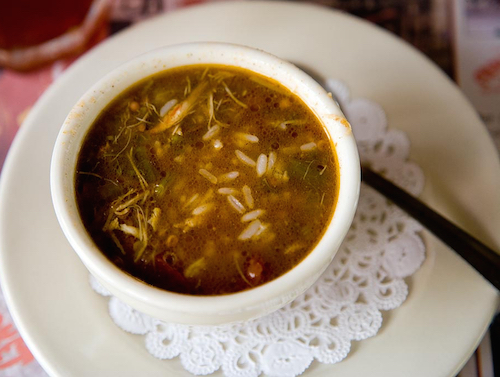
[50,42,360,325]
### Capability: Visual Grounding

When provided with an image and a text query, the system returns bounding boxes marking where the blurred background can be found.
[0,0,498,376]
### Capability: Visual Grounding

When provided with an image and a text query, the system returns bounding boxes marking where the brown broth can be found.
[75,64,339,295]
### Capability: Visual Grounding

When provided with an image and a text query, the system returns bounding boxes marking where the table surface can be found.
[0,1,498,376]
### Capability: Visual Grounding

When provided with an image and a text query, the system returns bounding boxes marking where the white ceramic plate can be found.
[0,2,498,376]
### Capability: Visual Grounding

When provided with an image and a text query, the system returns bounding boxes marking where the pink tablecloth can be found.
[0,1,497,376]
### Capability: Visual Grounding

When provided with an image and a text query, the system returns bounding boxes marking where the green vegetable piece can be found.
[100,182,122,201]
[171,134,183,145]
[133,146,158,183]
[154,174,174,197]
[287,158,326,187]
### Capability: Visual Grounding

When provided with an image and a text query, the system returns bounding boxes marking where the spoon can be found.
[297,63,500,291]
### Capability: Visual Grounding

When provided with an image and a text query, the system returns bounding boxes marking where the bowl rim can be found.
[50,41,360,320]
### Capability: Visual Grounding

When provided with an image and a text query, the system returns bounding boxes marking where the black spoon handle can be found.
[361,166,500,291]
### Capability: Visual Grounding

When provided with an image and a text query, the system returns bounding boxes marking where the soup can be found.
[75,64,339,295]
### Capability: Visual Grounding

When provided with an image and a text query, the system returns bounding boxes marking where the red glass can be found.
[0,0,111,71]
[0,0,95,50]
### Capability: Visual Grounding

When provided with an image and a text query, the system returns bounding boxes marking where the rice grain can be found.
[218,187,239,195]
[213,139,223,150]
[242,185,254,209]
[254,222,269,238]
[236,132,259,143]
[218,171,239,182]
[199,169,218,184]
[300,142,317,152]
[241,209,264,222]
[227,195,245,214]
[267,151,277,173]
[192,203,214,216]
[202,125,220,141]
[235,150,256,167]
[183,193,199,209]
[238,220,262,240]
[256,154,267,177]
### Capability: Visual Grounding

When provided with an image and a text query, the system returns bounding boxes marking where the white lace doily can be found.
[91,79,426,377]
